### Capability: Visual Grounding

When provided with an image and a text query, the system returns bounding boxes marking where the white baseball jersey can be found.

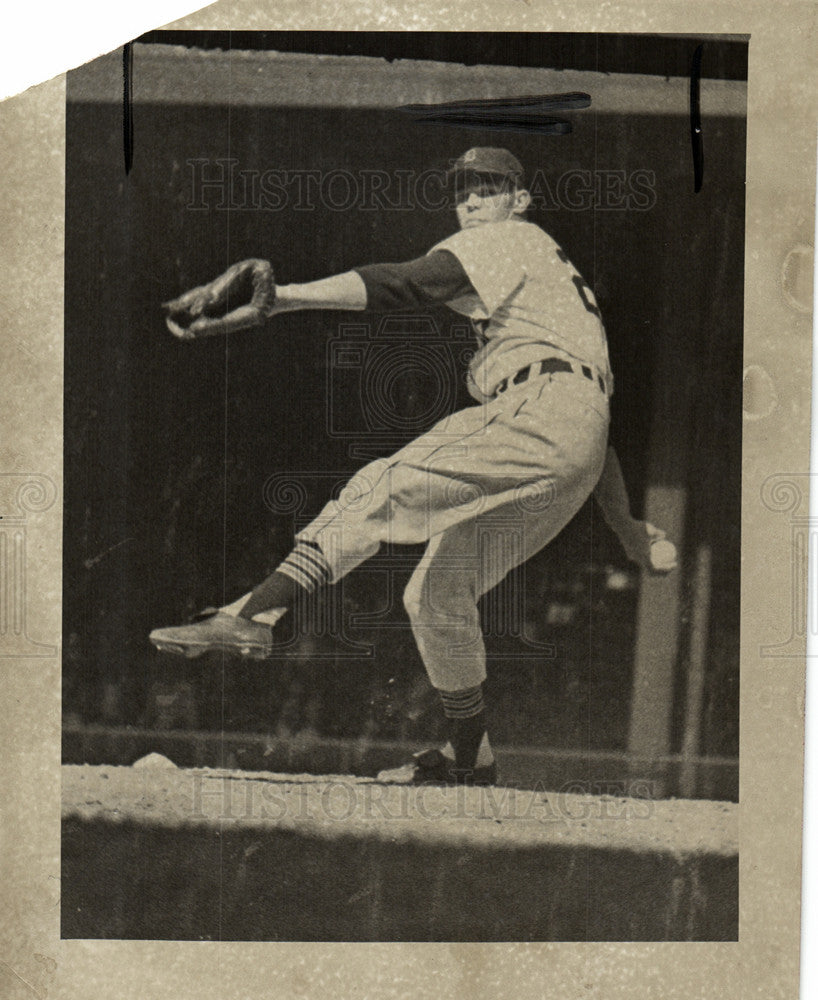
[429,219,612,402]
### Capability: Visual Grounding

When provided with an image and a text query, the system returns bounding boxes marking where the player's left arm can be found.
[354,251,474,310]
[163,253,473,339]
[594,446,678,575]
[243,252,472,315]
[257,251,471,314]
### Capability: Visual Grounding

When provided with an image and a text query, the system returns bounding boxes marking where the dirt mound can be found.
[62,764,737,855]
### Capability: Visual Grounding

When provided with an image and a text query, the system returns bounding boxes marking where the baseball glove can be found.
[162,258,276,340]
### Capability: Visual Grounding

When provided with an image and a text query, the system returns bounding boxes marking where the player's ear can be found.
[512,187,531,215]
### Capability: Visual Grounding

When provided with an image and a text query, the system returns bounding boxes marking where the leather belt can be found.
[494,358,607,397]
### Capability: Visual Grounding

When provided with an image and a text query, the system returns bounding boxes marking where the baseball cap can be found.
[447,147,525,183]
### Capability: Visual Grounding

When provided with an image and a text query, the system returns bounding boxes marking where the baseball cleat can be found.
[149,610,273,659]
[376,747,497,786]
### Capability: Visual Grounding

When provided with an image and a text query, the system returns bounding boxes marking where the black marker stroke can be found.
[690,44,704,192]
[123,42,134,175]
[399,92,591,136]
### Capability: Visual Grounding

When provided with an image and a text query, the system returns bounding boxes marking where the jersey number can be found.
[556,248,602,320]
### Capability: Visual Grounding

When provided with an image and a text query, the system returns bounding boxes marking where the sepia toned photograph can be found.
[56,30,749,943]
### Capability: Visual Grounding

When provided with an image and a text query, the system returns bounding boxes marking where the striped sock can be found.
[438,685,494,769]
[238,541,331,621]
[275,540,332,594]
[440,685,484,719]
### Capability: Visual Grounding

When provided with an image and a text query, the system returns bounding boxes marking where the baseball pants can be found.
[295,369,610,691]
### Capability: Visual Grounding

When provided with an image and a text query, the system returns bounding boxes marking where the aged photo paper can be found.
[1,1,816,998]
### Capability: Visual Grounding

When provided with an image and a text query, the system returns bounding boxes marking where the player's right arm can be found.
[594,446,678,575]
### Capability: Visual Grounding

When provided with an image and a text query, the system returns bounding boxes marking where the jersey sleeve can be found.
[354,251,475,311]
[429,222,528,316]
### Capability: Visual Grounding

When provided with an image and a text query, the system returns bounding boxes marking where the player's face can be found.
[453,173,517,229]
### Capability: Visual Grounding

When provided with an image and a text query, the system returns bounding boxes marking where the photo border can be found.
[1,2,815,997]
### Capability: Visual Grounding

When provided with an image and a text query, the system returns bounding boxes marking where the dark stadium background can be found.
[61,33,744,797]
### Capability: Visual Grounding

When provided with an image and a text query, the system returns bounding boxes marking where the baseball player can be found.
[150,147,676,786]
